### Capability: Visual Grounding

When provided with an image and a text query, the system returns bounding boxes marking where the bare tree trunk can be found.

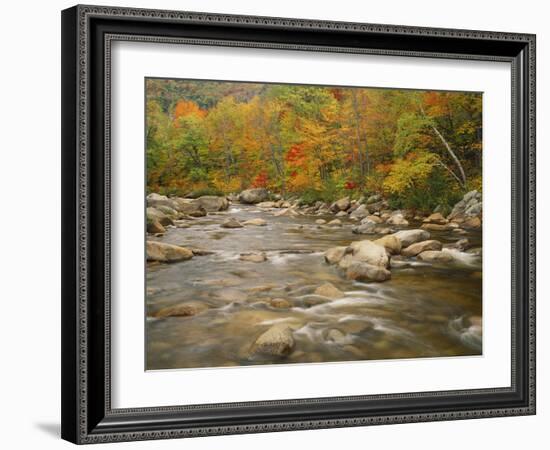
[430,124,467,187]
[420,105,467,187]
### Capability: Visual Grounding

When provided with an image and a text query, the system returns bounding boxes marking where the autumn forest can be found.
[146,78,482,213]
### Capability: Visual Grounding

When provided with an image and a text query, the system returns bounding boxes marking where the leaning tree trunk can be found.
[419,105,466,188]
[430,124,467,188]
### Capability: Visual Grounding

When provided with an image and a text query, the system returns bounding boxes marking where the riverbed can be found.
[146,204,482,370]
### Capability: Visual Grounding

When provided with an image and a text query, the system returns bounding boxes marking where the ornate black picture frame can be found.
[61,4,536,444]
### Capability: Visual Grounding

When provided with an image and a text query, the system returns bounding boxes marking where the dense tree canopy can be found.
[146,78,482,212]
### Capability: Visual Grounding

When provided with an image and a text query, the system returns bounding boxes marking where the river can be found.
[146,203,482,370]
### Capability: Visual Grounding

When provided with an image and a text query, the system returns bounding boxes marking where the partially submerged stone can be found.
[392,229,430,247]
[154,301,209,318]
[401,240,443,257]
[239,252,267,263]
[324,246,347,265]
[346,262,391,282]
[251,325,295,356]
[314,282,344,299]
[417,250,454,263]
[146,241,193,263]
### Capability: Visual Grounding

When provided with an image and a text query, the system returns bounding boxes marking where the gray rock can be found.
[465,202,482,217]
[239,188,269,204]
[349,204,369,220]
[448,190,482,220]
[195,195,229,212]
[352,220,377,235]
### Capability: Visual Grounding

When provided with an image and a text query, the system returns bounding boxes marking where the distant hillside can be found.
[146,78,266,112]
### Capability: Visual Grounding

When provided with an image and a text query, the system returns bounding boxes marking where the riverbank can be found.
[145,189,482,370]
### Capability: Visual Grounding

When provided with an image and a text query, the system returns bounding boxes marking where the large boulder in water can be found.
[146,193,175,209]
[155,205,179,219]
[194,195,229,212]
[251,325,295,356]
[324,246,347,265]
[323,240,392,283]
[401,240,443,257]
[239,188,269,204]
[146,207,173,226]
[373,235,402,255]
[172,198,207,217]
[146,241,193,263]
[392,229,430,247]
[347,240,389,268]
[346,262,391,282]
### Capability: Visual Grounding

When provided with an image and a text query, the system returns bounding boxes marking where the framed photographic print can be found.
[61,4,536,444]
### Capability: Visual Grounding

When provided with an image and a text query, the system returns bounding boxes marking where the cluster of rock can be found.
[146,188,482,265]
[323,228,471,283]
[146,193,229,234]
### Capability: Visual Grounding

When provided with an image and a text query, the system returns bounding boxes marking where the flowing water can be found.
[146,204,482,370]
